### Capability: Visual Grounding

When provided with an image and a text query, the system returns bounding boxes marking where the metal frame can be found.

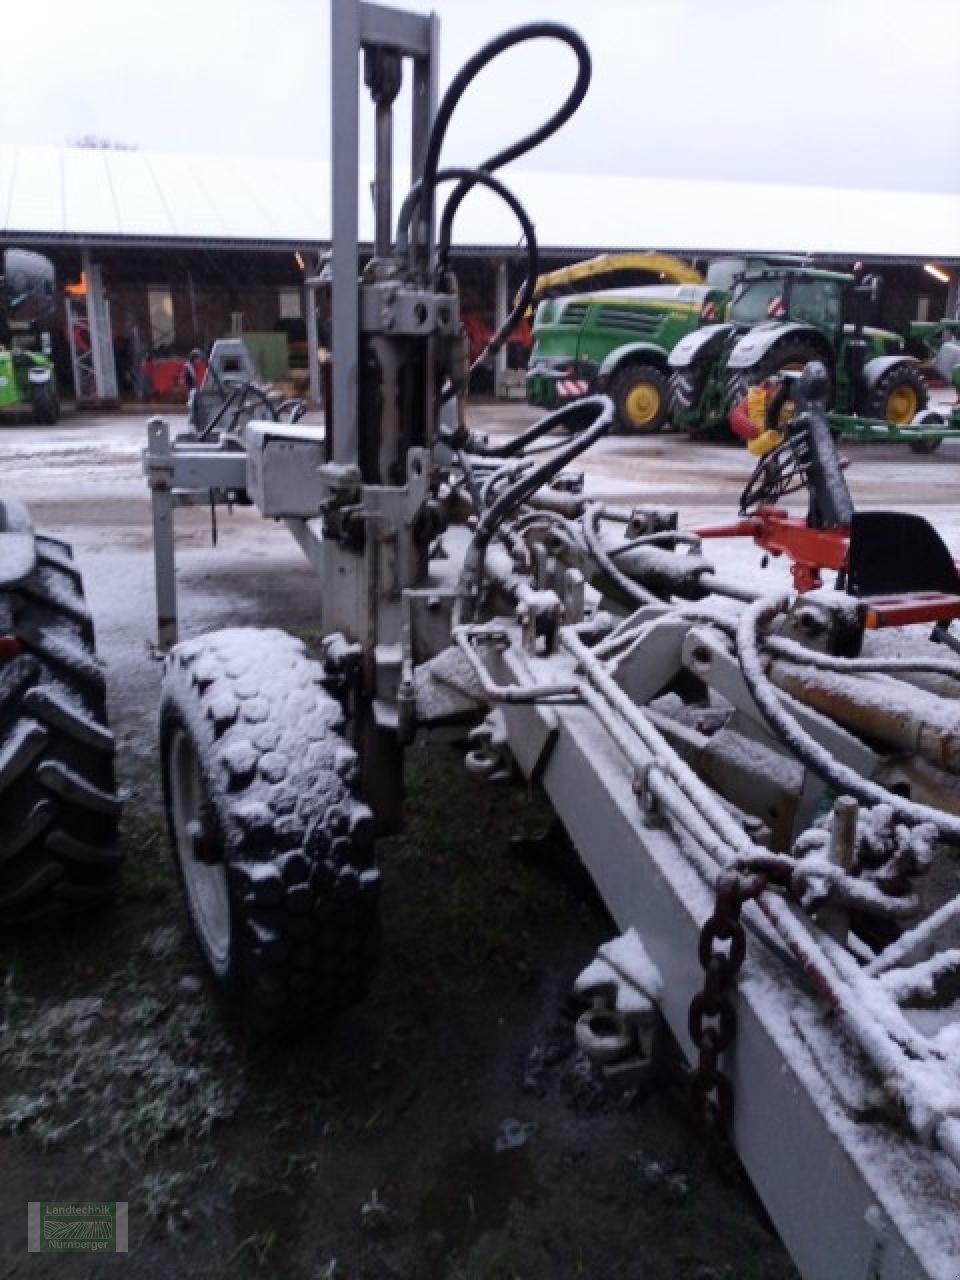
[142,7,960,1277]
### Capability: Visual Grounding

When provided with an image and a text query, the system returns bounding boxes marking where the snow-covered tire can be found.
[159,627,380,1037]
[0,536,122,924]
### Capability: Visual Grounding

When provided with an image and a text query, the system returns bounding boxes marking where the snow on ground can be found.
[4,398,960,752]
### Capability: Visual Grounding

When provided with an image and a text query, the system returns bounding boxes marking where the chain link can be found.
[688,869,766,1170]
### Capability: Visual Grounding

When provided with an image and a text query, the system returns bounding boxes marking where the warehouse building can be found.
[1,142,958,405]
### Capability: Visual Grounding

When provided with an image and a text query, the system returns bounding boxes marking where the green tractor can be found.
[525,254,804,435]
[668,266,927,437]
[0,249,60,425]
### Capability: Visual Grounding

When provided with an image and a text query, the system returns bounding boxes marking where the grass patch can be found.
[0,982,242,1153]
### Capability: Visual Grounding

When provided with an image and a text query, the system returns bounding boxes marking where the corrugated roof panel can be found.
[254,156,328,242]
[146,151,226,240]
[5,146,64,234]
[0,144,957,259]
[0,144,18,231]
[62,147,120,236]
[105,150,175,238]
[185,154,277,241]
[506,172,960,260]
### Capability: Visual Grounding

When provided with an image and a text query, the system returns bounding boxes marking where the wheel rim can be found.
[168,726,230,977]
[624,382,661,426]
[885,385,919,425]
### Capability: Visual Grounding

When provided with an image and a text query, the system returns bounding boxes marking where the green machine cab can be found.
[0,249,60,425]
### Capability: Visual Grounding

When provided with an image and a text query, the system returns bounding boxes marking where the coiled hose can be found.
[396,23,591,377]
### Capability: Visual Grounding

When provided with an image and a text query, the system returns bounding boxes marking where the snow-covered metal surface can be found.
[2,142,959,258]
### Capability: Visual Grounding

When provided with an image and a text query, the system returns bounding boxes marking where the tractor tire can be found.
[0,536,122,925]
[907,408,946,455]
[608,363,670,435]
[160,627,380,1037]
[668,363,728,440]
[667,366,707,419]
[865,364,928,427]
[725,336,827,429]
[31,385,59,426]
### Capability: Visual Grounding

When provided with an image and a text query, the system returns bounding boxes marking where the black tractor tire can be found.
[667,365,707,419]
[726,336,828,429]
[608,363,670,435]
[160,627,380,1037]
[30,385,59,426]
[907,408,946,455]
[668,364,727,440]
[0,536,122,925]
[864,363,928,428]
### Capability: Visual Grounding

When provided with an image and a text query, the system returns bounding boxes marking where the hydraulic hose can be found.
[736,593,960,841]
[395,23,591,380]
[402,22,591,272]
[463,395,613,459]
[394,164,538,392]
[459,395,614,618]
[395,166,535,271]
[765,633,960,680]
[582,504,659,609]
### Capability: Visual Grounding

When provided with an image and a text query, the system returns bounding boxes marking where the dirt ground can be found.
[2,401,957,1278]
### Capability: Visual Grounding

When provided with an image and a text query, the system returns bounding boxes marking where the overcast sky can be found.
[4,0,958,194]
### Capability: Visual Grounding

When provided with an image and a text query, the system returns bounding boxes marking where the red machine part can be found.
[694,505,960,625]
[696,506,847,592]
[728,396,761,442]
[140,355,208,402]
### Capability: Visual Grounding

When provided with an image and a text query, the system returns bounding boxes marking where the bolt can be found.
[830,796,859,871]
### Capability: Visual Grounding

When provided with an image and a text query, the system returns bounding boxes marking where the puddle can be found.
[416,1129,540,1275]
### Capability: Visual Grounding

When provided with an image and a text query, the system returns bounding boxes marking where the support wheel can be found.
[0,536,121,924]
[865,364,928,427]
[608,363,669,435]
[160,627,380,1037]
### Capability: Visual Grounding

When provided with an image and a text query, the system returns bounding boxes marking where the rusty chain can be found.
[688,869,767,1170]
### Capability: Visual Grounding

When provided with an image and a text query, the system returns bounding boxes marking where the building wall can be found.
[22,243,954,400]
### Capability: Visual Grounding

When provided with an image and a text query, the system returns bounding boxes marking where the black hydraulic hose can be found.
[403,22,591,273]
[459,395,614,618]
[396,165,536,283]
[582,504,659,609]
[394,163,538,396]
[465,396,612,459]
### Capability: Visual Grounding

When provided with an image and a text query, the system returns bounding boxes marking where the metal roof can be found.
[1,144,958,261]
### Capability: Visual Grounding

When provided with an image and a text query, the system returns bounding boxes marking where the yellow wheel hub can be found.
[624,382,661,426]
[885,384,919,425]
